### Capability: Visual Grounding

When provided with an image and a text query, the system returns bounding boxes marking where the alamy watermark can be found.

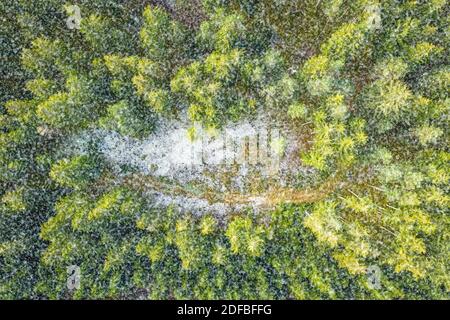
[66,5,82,30]
[170,125,287,174]
[366,265,382,290]
[67,265,81,290]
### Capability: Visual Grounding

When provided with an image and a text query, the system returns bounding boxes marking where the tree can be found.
[49,154,103,190]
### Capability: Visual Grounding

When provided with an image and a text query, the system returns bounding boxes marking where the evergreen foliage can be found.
[0,0,448,299]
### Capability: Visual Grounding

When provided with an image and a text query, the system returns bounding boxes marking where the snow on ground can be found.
[73,112,310,215]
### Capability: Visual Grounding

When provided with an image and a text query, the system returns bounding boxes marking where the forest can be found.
[0,0,449,299]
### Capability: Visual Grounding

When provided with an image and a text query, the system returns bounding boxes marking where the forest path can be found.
[121,171,342,211]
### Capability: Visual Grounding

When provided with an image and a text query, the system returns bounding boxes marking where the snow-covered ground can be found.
[71,113,311,215]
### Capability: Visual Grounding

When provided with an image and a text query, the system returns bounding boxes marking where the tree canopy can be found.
[0,0,448,299]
